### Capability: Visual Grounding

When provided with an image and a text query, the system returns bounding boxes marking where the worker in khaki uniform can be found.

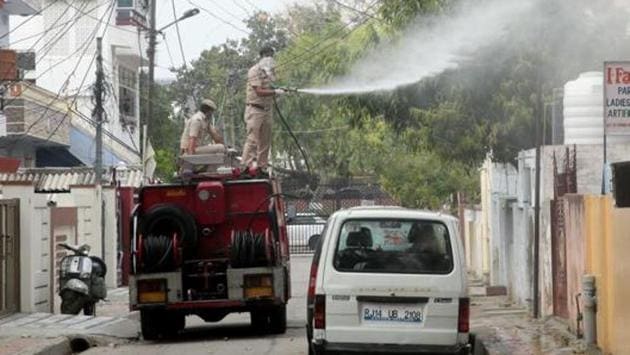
[241,46,288,172]
[180,99,224,155]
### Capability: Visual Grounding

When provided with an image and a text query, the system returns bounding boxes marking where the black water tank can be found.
[612,161,630,207]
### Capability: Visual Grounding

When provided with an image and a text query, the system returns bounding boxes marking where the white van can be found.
[306,207,470,355]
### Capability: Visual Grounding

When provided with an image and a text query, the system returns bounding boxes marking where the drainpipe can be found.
[582,274,597,345]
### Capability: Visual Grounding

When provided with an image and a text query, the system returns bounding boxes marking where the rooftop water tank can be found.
[563,71,630,145]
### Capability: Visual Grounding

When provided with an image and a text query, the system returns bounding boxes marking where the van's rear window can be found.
[333,219,454,274]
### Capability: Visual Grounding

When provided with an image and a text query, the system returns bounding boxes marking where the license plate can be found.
[362,303,424,323]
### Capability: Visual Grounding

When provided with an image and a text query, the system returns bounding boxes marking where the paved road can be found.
[84,255,312,355]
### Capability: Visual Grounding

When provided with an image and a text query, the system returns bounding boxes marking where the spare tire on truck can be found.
[139,205,197,272]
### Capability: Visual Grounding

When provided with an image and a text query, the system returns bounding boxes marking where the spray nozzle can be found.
[271,84,299,93]
[282,87,298,93]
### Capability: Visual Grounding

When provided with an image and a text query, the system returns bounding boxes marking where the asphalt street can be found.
[84,255,313,355]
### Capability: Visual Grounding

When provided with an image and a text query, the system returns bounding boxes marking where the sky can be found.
[155,0,296,80]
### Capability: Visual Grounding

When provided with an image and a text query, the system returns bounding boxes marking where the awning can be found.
[35,147,84,167]
[69,128,126,166]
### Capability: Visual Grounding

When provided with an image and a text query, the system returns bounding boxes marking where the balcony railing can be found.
[116,0,148,27]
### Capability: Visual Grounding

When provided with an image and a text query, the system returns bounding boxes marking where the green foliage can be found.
[377,149,478,210]
[149,0,629,210]
[140,73,179,181]
[378,0,452,28]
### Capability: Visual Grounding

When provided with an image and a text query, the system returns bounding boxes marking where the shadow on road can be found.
[143,320,305,345]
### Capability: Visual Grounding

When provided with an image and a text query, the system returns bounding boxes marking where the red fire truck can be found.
[129,168,291,340]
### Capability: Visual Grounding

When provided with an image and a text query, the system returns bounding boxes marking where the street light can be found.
[142,6,199,161]
[157,8,199,34]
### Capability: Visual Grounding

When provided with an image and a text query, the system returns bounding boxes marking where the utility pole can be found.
[95,37,104,185]
[227,70,238,147]
[94,37,106,261]
[144,0,157,157]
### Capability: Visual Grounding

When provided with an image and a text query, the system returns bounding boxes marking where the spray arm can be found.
[271,84,299,93]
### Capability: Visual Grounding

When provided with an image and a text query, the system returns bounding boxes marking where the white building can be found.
[8,0,147,166]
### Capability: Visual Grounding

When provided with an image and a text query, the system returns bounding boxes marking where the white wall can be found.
[3,183,118,313]
[0,12,9,48]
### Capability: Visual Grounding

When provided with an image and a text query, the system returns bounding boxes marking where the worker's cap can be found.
[259,46,275,57]
[200,99,217,110]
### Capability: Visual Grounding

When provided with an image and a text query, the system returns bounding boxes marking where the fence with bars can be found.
[282,183,398,254]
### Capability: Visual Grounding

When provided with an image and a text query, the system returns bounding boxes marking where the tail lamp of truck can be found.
[138,279,167,304]
[244,274,274,299]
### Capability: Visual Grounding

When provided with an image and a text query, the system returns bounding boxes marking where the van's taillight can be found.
[314,294,326,329]
[458,298,470,333]
[307,261,318,304]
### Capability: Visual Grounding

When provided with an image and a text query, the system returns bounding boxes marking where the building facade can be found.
[5,0,147,167]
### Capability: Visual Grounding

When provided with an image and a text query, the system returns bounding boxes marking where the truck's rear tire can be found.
[141,310,184,340]
[269,304,287,334]
[140,310,161,340]
[250,310,268,330]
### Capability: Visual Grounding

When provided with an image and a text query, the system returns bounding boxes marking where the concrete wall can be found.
[581,195,630,354]
[479,159,518,287]
[479,143,630,317]
[2,183,117,313]
[464,207,488,281]
[562,194,586,334]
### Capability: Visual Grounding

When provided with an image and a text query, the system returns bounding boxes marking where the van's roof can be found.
[334,206,457,221]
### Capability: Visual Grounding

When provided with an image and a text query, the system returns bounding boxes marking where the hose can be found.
[142,235,174,272]
[273,96,312,175]
[230,230,269,268]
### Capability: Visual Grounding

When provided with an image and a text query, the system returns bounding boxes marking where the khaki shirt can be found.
[180,111,209,150]
[246,63,273,111]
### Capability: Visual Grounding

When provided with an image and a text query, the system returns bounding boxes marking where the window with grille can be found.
[118,65,137,124]
[117,0,134,8]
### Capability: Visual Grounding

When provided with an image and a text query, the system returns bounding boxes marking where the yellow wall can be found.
[583,196,630,355]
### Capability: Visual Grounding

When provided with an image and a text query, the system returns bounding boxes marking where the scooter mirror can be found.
[78,244,91,255]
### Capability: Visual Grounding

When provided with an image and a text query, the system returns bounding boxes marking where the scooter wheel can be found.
[83,303,95,316]
[61,292,85,315]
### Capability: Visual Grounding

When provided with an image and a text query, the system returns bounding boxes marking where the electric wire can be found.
[69,107,140,155]
[275,0,381,74]
[204,0,247,23]
[330,0,379,20]
[61,0,141,35]
[43,1,117,144]
[186,0,250,35]
[0,0,81,80]
[231,0,252,17]
[5,1,115,144]
[1,0,106,109]
[0,0,57,40]
[35,0,91,66]
[161,34,178,69]
[171,0,187,68]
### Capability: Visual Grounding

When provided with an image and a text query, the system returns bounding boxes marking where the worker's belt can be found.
[246,103,268,111]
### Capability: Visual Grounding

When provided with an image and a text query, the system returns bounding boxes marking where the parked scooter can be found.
[58,243,107,315]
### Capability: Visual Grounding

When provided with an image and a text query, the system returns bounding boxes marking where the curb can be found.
[22,337,71,355]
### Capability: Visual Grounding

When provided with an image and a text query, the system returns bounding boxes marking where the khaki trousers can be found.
[241,106,272,169]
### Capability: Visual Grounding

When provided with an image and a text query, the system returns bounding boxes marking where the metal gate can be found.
[550,147,576,319]
[282,182,398,254]
[0,199,20,317]
[550,199,568,318]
